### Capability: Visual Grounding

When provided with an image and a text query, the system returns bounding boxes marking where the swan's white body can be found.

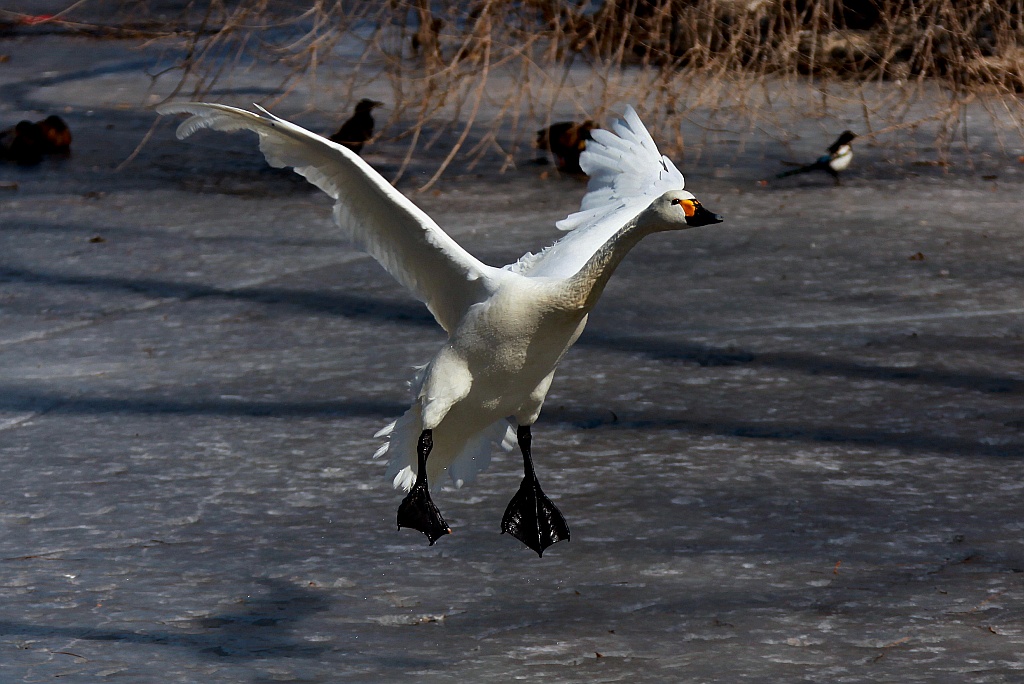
[159,102,710,495]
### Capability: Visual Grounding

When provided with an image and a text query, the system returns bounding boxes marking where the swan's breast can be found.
[455,279,585,380]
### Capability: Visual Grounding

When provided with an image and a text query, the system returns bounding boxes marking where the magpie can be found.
[329,99,383,154]
[777,130,856,185]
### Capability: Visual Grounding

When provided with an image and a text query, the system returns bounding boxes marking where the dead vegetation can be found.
[9,1,1024,181]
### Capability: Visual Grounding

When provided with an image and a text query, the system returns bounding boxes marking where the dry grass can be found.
[15,1,1024,182]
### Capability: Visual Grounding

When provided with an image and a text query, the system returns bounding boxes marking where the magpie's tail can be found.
[776,164,813,179]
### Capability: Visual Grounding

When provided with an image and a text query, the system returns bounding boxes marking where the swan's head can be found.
[647,190,723,230]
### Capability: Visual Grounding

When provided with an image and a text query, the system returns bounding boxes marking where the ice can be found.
[0,15,1023,684]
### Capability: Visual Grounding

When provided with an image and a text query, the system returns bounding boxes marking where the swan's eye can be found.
[673,199,696,217]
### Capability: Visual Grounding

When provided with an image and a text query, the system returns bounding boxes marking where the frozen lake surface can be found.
[1,27,1023,684]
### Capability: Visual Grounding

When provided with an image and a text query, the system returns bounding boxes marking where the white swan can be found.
[158,102,723,556]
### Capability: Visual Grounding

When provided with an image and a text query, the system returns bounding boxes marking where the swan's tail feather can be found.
[374,420,396,439]
[375,404,515,492]
[446,420,517,489]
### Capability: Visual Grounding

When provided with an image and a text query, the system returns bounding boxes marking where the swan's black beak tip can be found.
[686,204,724,227]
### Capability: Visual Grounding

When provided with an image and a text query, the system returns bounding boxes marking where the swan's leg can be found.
[501,425,570,557]
[397,429,451,544]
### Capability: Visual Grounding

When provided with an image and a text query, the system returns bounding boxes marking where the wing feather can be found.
[158,102,496,332]
[513,106,687,279]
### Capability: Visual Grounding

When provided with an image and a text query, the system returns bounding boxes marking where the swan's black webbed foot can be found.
[502,475,570,557]
[501,425,570,557]
[398,482,450,544]
[397,429,451,545]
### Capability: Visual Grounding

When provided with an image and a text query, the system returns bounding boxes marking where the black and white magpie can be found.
[777,130,856,185]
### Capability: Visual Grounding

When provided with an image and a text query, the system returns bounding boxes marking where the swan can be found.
[158,102,724,556]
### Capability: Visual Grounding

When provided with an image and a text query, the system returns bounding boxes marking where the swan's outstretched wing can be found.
[158,102,495,332]
[513,106,687,279]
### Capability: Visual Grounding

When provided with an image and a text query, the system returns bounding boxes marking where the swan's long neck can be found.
[563,213,657,311]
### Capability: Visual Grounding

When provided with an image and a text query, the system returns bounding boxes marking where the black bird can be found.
[777,130,857,185]
[329,99,383,154]
[0,115,72,165]
[0,120,45,165]
[37,115,72,154]
[536,120,598,176]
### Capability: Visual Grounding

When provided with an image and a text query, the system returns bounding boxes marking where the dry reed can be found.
[15,1,1024,182]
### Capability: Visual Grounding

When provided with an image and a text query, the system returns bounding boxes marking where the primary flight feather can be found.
[159,102,723,556]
